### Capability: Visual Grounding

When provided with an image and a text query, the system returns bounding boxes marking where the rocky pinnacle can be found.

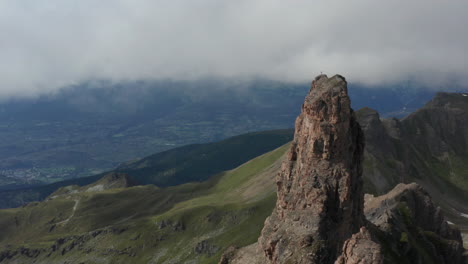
[258,74,365,263]
[221,75,466,264]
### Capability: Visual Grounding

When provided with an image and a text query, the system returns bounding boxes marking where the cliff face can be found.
[364,183,465,264]
[356,93,468,235]
[357,92,468,196]
[221,75,467,264]
[258,75,365,263]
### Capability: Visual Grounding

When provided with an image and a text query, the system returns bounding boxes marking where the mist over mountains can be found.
[0,80,446,186]
[1,1,468,263]
[2,1,468,98]
[0,76,466,263]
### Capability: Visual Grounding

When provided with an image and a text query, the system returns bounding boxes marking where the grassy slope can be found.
[117,129,294,187]
[0,143,289,264]
[0,129,293,209]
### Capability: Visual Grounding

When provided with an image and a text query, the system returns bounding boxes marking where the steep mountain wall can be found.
[222,75,466,264]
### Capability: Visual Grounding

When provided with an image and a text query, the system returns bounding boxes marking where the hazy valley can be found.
[0,76,467,263]
[2,1,468,263]
[0,80,438,188]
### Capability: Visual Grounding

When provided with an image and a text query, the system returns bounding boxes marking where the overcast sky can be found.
[1,0,467,98]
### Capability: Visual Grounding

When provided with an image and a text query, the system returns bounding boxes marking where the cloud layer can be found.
[1,0,467,97]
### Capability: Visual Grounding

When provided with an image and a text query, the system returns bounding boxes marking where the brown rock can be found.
[220,75,467,264]
[334,227,383,264]
[256,74,365,263]
[363,183,466,264]
[336,183,466,264]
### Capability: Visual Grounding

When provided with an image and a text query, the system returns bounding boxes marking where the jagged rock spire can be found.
[258,74,365,263]
[220,75,466,264]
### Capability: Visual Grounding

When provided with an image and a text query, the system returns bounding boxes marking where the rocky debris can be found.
[158,219,185,231]
[0,247,44,262]
[0,226,131,262]
[194,240,220,256]
[158,219,169,229]
[172,221,185,231]
[0,249,18,262]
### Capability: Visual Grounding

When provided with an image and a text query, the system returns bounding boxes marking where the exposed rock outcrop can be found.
[355,108,402,194]
[221,74,366,263]
[335,227,383,264]
[258,74,365,263]
[84,172,133,192]
[356,92,468,197]
[48,172,133,200]
[361,183,466,264]
[220,75,467,264]
[356,92,468,233]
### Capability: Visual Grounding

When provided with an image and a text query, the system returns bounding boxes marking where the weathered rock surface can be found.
[356,92,468,197]
[258,75,364,263]
[335,227,383,264]
[337,183,466,264]
[355,107,403,194]
[220,75,467,264]
[362,183,466,264]
[222,74,366,263]
[356,92,468,237]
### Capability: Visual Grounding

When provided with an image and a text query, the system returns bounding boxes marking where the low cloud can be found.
[1,0,467,98]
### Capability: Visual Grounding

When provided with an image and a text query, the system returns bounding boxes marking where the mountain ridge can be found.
[0,82,467,263]
[357,92,468,234]
[0,129,293,209]
[222,75,466,263]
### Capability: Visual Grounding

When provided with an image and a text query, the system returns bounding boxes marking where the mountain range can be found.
[0,77,467,263]
[0,130,293,209]
[0,80,440,186]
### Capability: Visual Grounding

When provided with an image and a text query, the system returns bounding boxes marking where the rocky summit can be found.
[260,74,365,263]
[221,75,467,264]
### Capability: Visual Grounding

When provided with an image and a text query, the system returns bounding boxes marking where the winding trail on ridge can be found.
[56,199,80,225]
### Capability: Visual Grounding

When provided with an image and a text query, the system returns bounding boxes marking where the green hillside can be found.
[0,143,289,263]
[0,129,293,209]
[1,93,467,263]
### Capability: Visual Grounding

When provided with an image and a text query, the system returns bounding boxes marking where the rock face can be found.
[363,183,466,264]
[355,107,402,194]
[356,93,468,235]
[258,74,365,263]
[220,75,467,264]
[219,74,365,264]
[334,227,383,264]
[356,92,468,196]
